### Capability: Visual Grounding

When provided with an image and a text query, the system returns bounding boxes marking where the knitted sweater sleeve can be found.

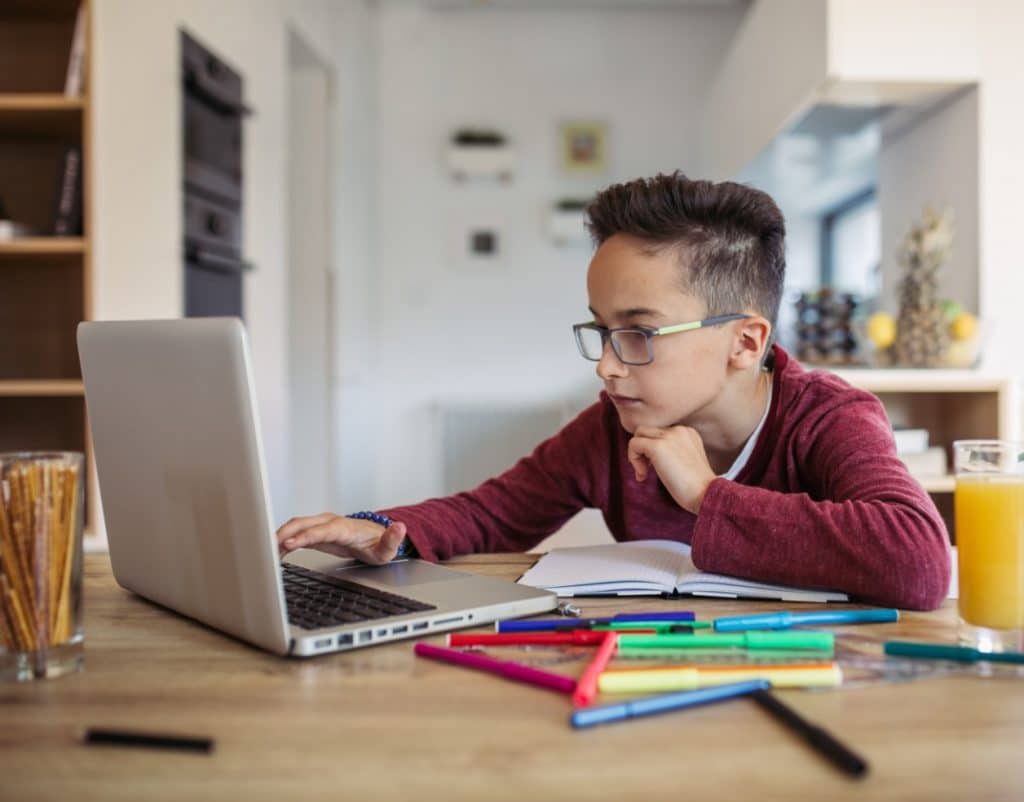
[378,401,607,561]
[691,393,951,611]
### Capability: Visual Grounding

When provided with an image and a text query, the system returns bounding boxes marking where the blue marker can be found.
[498,611,694,632]
[570,679,770,729]
[713,609,899,632]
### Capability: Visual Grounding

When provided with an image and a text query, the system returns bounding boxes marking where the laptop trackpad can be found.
[337,560,468,587]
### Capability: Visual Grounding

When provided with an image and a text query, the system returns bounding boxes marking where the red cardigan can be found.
[383,346,951,610]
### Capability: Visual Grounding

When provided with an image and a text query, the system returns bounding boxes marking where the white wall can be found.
[288,49,332,516]
[976,0,1024,381]
[92,0,339,531]
[699,0,828,181]
[329,0,378,513]
[877,88,979,318]
[827,0,978,83]
[366,3,746,507]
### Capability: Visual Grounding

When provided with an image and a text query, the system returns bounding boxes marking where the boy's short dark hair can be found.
[585,172,787,336]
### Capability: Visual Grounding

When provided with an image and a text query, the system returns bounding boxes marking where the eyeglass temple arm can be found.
[656,314,751,335]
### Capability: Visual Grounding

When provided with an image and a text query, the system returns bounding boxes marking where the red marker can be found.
[572,630,619,707]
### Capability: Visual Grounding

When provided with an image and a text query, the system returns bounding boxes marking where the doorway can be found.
[287,30,334,514]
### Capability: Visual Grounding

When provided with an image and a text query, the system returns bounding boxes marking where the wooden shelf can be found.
[0,94,83,139]
[829,367,1012,394]
[0,0,82,16]
[0,379,84,397]
[0,237,85,256]
[918,475,956,493]
[0,94,85,111]
[0,1,95,538]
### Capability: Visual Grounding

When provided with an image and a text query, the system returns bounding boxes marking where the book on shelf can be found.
[892,426,929,454]
[53,146,83,236]
[899,446,948,478]
[518,539,848,603]
[64,3,87,97]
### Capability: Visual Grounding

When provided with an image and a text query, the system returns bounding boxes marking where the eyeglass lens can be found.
[577,327,651,364]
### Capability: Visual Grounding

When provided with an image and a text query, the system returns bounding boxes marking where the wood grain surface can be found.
[2,553,1022,802]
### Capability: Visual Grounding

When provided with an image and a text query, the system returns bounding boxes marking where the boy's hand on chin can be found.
[627,425,716,514]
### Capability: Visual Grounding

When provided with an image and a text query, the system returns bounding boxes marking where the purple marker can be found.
[497,611,695,633]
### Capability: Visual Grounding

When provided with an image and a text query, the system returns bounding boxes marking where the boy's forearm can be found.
[691,478,951,611]
[380,484,583,562]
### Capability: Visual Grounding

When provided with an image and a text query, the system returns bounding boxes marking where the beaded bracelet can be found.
[346,510,394,528]
[346,511,416,559]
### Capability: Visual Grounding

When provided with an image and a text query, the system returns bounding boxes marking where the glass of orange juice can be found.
[953,440,1024,652]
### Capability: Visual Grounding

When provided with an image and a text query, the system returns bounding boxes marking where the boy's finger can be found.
[281,520,350,552]
[371,522,407,562]
[277,513,334,542]
[627,445,649,482]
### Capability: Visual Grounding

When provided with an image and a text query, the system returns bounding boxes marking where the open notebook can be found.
[518,540,849,603]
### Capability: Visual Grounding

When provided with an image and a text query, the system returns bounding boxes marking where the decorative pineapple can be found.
[892,206,954,367]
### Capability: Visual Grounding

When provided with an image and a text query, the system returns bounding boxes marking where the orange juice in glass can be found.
[953,440,1024,652]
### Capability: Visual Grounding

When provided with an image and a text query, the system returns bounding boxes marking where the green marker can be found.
[618,631,834,651]
[593,622,695,633]
[885,640,1024,664]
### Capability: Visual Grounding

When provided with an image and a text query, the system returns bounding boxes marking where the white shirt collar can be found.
[720,374,773,481]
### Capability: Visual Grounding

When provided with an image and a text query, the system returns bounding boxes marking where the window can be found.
[821,189,880,298]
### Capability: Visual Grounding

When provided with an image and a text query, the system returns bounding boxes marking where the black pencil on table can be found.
[84,727,214,754]
[750,690,868,778]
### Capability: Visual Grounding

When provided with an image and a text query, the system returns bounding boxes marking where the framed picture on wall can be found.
[559,121,608,175]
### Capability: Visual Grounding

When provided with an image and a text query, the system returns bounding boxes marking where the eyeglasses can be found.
[572,314,751,366]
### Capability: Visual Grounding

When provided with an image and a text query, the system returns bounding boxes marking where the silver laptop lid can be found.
[78,318,290,654]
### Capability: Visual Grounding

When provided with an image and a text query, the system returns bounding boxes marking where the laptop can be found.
[77,318,556,657]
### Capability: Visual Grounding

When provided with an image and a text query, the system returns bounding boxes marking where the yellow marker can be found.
[597,662,842,694]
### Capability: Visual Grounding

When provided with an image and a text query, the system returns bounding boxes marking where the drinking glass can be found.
[0,452,85,681]
[953,440,1024,652]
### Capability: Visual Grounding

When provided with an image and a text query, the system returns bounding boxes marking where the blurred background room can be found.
[0,0,1020,553]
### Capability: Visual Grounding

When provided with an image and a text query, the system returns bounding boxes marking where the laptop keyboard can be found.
[282,563,436,630]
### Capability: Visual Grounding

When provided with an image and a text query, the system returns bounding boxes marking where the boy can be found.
[278,173,950,611]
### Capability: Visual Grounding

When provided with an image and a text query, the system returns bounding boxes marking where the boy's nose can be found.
[596,342,628,380]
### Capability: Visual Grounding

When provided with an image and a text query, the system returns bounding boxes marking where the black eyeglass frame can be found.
[572,313,752,366]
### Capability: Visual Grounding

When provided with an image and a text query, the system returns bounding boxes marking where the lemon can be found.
[950,312,978,342]
[866,312,897,349]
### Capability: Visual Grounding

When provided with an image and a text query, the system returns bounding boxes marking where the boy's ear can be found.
[729,315,772,369]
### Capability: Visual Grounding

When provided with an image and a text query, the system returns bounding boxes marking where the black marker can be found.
[750,690,868,778]
[84,728,214,754]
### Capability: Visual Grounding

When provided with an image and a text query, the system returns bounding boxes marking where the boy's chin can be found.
[614,407,670,434]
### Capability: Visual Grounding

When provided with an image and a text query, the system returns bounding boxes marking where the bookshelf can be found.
[828,368,1019,542]
[0,0,96,544]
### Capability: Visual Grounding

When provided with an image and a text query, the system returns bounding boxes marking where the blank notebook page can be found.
[519,540,693,595]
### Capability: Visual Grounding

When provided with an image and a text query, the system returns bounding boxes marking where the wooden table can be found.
[2,553,1023,802]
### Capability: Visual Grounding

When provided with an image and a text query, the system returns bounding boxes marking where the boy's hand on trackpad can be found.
[276,514,406,565]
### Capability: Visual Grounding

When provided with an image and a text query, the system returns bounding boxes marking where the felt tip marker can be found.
[570,679,769,729]
[713,609,899,632]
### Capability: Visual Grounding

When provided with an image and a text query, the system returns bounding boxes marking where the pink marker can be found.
[414,642,576,695]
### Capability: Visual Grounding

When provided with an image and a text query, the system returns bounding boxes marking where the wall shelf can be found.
[0,379,84,396]
[918,475,956,494]
[0,0,96,543]
[828,367,1018,541]
[0,237,86,256]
